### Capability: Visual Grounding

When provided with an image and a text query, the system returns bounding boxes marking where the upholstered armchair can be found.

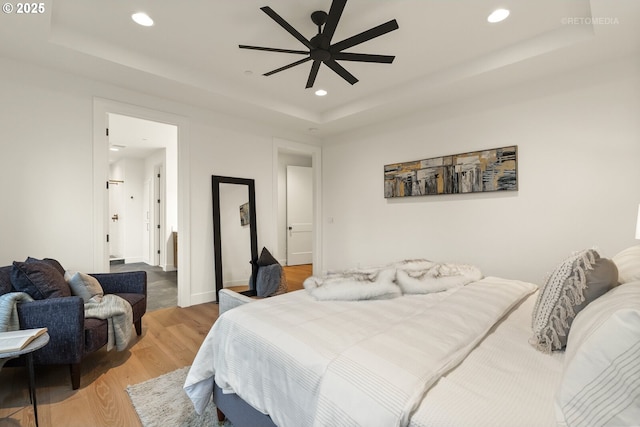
[0,260,146,389]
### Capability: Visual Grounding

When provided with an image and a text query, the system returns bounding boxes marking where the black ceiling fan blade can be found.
[260,6,314,50]
[263,57,312,76]
[331,19,399,53]
[239,45,309,55]
[322,0,347,43]
[333,52,395,63]
[306,60,321,88]
[324,59,358,85]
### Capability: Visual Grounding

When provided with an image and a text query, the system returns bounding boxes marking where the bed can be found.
[184,248,640,427]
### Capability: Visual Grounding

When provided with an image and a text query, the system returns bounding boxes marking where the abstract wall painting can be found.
[384,146,517,198]
[239,202,250,226]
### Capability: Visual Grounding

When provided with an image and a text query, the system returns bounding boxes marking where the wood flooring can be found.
[282,264,313,292]
[0,264,312,427]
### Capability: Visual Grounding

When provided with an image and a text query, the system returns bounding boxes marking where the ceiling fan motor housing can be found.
[239,0,399,88]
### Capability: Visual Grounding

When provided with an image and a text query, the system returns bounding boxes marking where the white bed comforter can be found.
[184,277,536,427]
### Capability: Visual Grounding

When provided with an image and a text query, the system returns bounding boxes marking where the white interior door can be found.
[143,179,151,264]
[153,165,162,266]
[286,166,313,266]
[108,181,124,260]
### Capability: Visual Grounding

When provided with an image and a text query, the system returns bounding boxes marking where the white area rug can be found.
[126,366,232,427]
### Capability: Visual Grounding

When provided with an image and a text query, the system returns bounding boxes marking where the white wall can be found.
[188,122,278,303]
[0,63,94,271]
[0,56,319,306]
[322,57,640,284]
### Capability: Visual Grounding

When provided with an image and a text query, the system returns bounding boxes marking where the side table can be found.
[0,332,50,427]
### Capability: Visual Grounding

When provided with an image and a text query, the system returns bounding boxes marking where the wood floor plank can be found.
[86,374,131,427]
[283,264,313,291]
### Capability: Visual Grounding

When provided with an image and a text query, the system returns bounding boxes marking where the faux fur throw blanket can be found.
[304,268,400,301]
[0,292,34,332]
[392,259,483,294]
[84,294,134,351]
[304,259,483,301]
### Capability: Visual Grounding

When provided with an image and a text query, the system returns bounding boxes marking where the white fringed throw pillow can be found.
[530,249,618,353]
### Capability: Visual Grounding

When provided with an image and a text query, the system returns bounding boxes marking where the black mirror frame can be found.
[212,175,258,302]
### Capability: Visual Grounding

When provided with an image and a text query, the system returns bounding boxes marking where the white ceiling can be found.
[108,113,177,163]
[1,0,638,137]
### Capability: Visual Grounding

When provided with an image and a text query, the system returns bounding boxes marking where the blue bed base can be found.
[213,381,278,427]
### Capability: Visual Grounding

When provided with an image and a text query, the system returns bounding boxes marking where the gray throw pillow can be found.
[256,264,283,297]
[531,249,618,353]
[250,247,288,296]
[273,268,288,296]
[26,256,66,276]
[257,247,279,267]
[11,260,71,299]
[65,271,104,303]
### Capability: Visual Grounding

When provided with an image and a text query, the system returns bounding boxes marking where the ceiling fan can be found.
[239,0,399,89]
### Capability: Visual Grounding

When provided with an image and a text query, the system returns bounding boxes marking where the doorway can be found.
[106,113,178,309]
[94,99,191,307]
[274,138,322,275]
[286,165,313,266]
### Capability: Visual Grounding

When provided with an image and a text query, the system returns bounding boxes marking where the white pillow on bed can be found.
[612,245,640,284]
[555,281,640,427]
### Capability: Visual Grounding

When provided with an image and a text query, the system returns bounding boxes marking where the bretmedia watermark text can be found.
[561,17,620,25]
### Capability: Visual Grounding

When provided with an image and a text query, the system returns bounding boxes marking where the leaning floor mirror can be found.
[211,175,258,302]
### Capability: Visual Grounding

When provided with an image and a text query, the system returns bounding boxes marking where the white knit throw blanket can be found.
[531,249,598,353]
[84,294,134,351]
[0,292,34,332]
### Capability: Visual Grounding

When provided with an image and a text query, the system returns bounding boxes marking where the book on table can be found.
[0,328,48,354]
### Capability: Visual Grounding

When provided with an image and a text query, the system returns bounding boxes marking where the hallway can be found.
[110,262,177,311]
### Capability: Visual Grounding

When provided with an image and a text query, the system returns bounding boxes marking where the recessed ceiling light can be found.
[487,8,510,23]
[315,89,327,97]
[132,12,154,27]
[110,145,126,151]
